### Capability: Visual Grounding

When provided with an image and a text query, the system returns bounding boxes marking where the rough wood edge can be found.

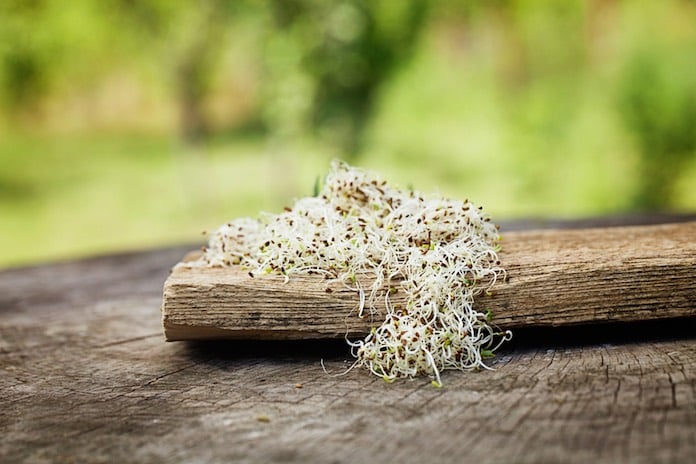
[162,221,696,340]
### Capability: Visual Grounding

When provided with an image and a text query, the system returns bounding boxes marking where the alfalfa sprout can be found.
[197,161,511,386]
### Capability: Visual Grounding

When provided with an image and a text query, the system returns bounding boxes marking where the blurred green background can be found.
[1,0,695,268]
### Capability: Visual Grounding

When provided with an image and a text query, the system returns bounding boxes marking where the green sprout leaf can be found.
[312,175,321,197]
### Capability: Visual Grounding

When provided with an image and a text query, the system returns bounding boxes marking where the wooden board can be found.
[1,225,695,463]
[162,221,696,340]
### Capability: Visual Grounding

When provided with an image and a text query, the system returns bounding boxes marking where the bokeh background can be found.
[1,0,695,268]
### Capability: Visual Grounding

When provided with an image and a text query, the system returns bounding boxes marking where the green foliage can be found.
[619,48,696,209]
[261,0,428,155]
[0,1,96,110]
[0,0,695,266]
[103,0,241,143]
[308,0,428,155]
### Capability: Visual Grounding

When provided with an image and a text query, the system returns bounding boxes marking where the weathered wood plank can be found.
[1,216,695,464]
[162,221,696,340]
[2,319,695,463]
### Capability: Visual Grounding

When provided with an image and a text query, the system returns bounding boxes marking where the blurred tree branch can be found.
[263,0,429,158]
[619,49,696,210]
[106,0,236,146]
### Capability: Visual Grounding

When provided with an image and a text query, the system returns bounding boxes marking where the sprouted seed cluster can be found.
[197,161,511,386]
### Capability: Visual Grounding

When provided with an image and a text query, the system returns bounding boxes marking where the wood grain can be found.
[1,217,695,463]
[162,221,696,340]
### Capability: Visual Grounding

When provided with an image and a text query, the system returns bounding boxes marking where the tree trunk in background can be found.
[178,45,209,146]
[175,0,229,147]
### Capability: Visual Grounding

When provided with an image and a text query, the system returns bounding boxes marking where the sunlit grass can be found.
[1,126,694,268]
[0,133,333,267]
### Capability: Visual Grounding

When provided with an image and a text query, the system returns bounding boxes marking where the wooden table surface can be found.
[2,216,695,463]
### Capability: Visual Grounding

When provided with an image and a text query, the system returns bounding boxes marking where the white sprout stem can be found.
[197,161,509,385]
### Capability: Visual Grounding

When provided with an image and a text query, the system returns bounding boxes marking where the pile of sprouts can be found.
[198,161,511,386]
